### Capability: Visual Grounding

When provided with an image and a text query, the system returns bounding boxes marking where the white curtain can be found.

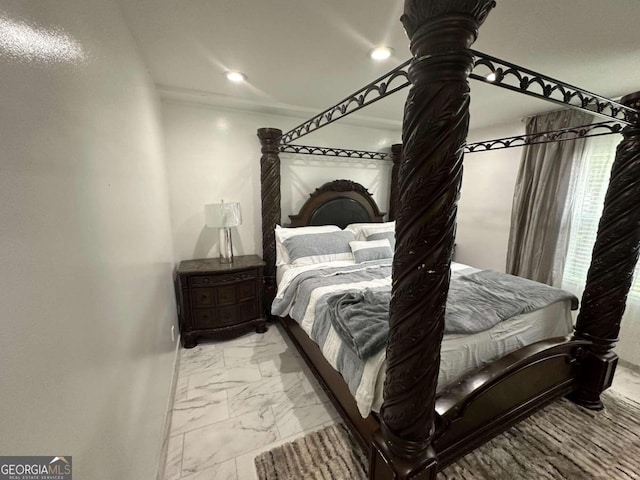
[561,133,640,364]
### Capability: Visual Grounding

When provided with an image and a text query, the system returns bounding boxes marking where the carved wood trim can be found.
[288,179,385,227]
[377,0,496,471]
[258,128,282,307]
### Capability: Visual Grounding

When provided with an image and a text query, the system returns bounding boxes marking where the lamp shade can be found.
[205,202,242,228]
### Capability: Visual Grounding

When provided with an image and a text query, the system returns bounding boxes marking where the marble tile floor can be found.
[163,324,340,480]
[163,323,640,480]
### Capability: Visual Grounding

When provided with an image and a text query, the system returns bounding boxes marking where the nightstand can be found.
[175,255,267,348]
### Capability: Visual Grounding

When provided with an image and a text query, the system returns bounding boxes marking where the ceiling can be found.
[118,0,640,137]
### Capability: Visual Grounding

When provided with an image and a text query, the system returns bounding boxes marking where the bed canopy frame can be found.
[257,1,640,478]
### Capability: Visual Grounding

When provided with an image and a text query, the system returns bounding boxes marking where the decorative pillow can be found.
[349,239,393,263]
[345,221,395,241]
[366,231,395,251]
[275,225,341,266]
[282,230,356,266]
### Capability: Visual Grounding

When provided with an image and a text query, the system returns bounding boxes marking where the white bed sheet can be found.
[276,264,291,285]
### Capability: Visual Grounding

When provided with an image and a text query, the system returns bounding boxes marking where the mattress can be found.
[274,260,575,416]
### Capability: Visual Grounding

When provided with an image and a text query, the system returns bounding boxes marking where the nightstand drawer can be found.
[192,281,255,309]
[194,309,217,328]
[218,306,237,326]
[237,281,256,302]
[217,285,236,306]
[194,306,254,329]
[192,288,217,308]
[238,301,258,322]
[191,271,256,286]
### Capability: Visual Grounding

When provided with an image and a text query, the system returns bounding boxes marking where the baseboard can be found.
[619,358,640,374]
[156,335,182,480]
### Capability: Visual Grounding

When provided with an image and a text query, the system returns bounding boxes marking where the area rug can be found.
[255,393,640,479]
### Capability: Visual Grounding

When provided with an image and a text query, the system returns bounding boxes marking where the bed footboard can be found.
[278,314,597,479]
[433,337,592,467]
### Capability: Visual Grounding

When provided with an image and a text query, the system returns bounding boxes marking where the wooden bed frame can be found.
[257,2,640,479]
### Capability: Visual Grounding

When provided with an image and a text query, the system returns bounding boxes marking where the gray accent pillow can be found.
[283,230,356,266]
[366,231,395,250]
[350,239,393,263]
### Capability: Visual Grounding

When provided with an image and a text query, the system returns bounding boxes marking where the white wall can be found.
[0,2,177,479]
[456,122,525,272]
[160,99,521,272]
[161,99,396,262]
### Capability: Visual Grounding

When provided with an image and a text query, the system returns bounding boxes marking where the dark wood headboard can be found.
[289,179,385,228]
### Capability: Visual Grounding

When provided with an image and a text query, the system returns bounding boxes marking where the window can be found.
[562,133,640,299]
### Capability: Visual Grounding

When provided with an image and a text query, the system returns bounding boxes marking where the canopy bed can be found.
[257,1,640,479]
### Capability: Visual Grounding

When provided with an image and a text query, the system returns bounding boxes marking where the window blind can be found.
[562,133,640,299]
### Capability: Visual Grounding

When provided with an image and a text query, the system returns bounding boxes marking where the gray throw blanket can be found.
[326,287,391,360]
[326,269,578,360]
[446,270,578,333]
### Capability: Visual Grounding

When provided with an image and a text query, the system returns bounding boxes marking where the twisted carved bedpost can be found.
[571,91,640,410]
[388,144,402,222]
[371,1,496,479]
[257,128,282,314]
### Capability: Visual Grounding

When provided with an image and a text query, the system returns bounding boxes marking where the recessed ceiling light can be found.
[369,46,393,61]
[486,72,497,82]
[225,70,247,83]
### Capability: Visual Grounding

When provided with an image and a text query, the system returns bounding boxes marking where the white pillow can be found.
[274,225,341,266]
[349,239,393,263]
[345,221,395,241]
[366,231,395,250]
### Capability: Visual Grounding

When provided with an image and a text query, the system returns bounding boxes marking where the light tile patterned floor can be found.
[163,323,640,480]
[163,324,340,480]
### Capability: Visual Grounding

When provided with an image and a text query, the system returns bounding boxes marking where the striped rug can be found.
[255,393,640,479]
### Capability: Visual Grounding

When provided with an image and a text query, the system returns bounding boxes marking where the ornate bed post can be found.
[371,1,496,479]
[571,92,640,410]
[257,128,282,313]
[388,144,402,221]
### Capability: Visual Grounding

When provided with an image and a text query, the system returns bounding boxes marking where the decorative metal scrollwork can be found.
[278,122,622,163]
[465,121,624,153]
[279,60,411,145]
[279,122,622,161]
[279,144,391,161]
[470,50,639,125]
[278,51,638,148]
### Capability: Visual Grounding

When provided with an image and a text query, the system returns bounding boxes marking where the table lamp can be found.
[205,201,242,263]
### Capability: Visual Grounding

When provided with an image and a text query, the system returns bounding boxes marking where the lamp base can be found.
[219,227,233,263]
